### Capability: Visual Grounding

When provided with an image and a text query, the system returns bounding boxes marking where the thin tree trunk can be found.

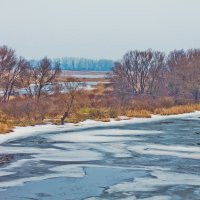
[61,112,68,125]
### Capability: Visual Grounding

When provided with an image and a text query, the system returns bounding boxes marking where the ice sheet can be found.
[128,144,200,160]
[107,170,200,193]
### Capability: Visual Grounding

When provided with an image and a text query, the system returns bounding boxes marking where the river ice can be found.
[0,112,200,199]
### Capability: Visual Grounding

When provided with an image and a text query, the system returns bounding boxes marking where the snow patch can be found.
[128,144,200,160]
[107,170,200,194]
[33,149,103,162]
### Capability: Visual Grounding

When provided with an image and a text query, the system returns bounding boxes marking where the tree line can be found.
[0,46,60,102]
[0,45,84,124]
[1,45,200,127]
[53,57,113,71]
[111,49,200,104]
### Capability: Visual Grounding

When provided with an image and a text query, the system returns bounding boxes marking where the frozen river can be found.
[0,113,200,200]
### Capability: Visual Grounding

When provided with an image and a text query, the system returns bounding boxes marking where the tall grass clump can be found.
[0,111,13,134]
[125,109,151,118]
[154,103,200,115]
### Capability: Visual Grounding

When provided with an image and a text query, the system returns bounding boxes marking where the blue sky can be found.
[0,0,200,60]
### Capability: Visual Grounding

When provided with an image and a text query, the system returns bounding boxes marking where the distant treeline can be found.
[111,49,200,103]
[53,57,114,71]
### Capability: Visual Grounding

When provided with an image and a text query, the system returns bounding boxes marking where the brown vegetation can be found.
[126,110,151,118]
[1,46,200,133]
[154,104,200,115]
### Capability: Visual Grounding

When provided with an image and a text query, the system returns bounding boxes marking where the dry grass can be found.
[0,111,12,134]
[0,123,13,134]
[0,109,45,133]
[2,97,200,134]
[125,109,151,118]
[154,104,200,115]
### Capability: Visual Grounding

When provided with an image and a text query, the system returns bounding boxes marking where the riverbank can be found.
[1,103,200,134]
[1,110,200,144]
[1,104,200,199]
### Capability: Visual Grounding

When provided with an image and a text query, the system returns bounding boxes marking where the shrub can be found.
[0,123,11,134]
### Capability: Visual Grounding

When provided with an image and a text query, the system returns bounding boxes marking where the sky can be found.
[0,0,200,60]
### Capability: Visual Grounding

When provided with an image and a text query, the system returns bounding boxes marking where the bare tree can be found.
[20,57,61,100]
[110,62,133,105]
[167,49,200,101]
[59,79,85,124]
[0,46,28,102]
[111,50,166,99]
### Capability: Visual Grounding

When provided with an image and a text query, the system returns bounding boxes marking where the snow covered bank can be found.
[1,111,200,145]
